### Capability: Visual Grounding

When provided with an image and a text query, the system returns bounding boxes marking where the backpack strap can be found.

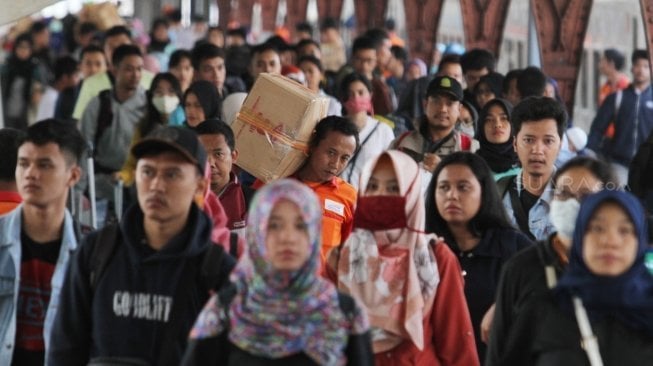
[228,232,238,258]
[94,89,114,154]
[201,244,236,292]
[89,224,120,291]
[459,133,472,151]
[495,175,514,199]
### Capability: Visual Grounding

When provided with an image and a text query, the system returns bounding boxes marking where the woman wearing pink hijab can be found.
[327,150,479,365]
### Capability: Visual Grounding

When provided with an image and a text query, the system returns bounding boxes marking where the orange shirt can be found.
[598,74,630,106]
[0,191,21,215]
[253,176,357,265]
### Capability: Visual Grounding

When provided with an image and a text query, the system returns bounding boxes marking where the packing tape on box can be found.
[238,107,310,153]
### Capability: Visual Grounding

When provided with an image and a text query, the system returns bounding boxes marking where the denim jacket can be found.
[0,206,77,364]
[502,174,556,241]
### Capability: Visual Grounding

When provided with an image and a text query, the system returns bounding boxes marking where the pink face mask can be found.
[344,95,374,115]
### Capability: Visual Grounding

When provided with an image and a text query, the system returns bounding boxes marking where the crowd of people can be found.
[0,6,652,366]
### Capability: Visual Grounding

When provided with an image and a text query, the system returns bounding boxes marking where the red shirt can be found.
[0,190,22,215]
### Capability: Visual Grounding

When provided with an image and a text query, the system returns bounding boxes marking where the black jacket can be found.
[181,285,374,366]
[48,204,235,366]
[446,226,532,362]
[486,237,564,366]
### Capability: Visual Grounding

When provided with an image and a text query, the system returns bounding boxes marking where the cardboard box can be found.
[232,73,330,182]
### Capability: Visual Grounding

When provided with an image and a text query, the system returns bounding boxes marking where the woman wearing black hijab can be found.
[183,80,221,128]
[475,98,520,180]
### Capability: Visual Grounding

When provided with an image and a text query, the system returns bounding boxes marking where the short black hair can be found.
[151,17,169,31]
[80,44,105,61]
[79,22,98,37]
[0,128,26,182]
[502,69,522,95]
[320,17,339,31]
[54,56,78,82]
[30,21,48,35]
[512,96,567,139]
[517,66,546,98]
[295,22,313,36]
[632,49,649,64]
[309,116,360,151]
[251,42,280,57]
[169,49,192,69]
[226,27,247,40]
[363,28,390,49]
[425,152,514,239]
[23,119,86,165]
[339,72,372,102]
[298,55,323,72]
[296,39,320,53]
[603,49,625,71]
[195,118,236,151]
[264,35,291,52]
[352,36,376,55]
[103,25,132,44]
[460,48,496,73]
[112,44,142,68]
[191,42,226,70]
[438,53,461,71]
[553,156,618,190]
[391,45,408,62]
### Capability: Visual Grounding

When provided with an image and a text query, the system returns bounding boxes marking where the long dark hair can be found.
[139,72,182,137]
[425,152,513,241]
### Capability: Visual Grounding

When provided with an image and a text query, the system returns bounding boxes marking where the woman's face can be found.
[265,199,311,272]
[299,61,322,91]
[435,164,482,227]
[483,104,511,144]
[553,167,604,203]
[184,92,205,127]
[365,157,400,196]
[152,79,176,98]
[170,57,194,92]
[583,202,638,277]
[475,82,495,109]
[15,40,32,61]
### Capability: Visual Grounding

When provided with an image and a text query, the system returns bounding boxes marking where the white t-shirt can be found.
[341,115,395,190]
[36,86,58,121]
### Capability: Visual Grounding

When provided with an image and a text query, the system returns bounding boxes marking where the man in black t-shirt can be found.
[0,120,85,365]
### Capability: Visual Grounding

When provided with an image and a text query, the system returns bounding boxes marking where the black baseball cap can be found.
[426,76,463,101]
[132,126,207,174]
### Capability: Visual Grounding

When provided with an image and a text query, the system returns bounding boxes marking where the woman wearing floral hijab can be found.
[182,179,373,366]
[327,150,478,366]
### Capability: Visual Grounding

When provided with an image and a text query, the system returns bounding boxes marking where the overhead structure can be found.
[0,1,60,25]
[531,0,593,116]
[639,0,653,76]
[403,0,445,62]
[460,0,512,58]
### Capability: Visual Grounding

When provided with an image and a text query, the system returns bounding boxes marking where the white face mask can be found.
[550,198,581,240]
[152,95,180,115]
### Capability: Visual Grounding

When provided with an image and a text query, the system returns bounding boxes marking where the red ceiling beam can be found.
[317,0,344,21]
[355,0,388,35]
[639,0,653,77]
[460,0,512,58]
[403,0,445,61]
[531,0,593,117]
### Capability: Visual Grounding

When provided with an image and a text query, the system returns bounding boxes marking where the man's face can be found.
[115,55,143,92]
[377,38,392,69]
[305,130,357,183]
[298,44,321,59]
[104,34,131,67]
[80,51,107,79]
[437,62,464,84]
[16,142,80,209]
[136,151,205,225]
[252,50,281,77]
[632,58,651,87]
[506,78,521,105]
[514,119,561,179]
[352,49,377,79]
[464,67,489,90]
[197,133,237,195]
[198,56,226,91]
[424,94,461,133]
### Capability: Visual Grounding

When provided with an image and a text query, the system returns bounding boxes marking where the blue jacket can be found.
[587,85,653,166]
[0,206,78,365]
